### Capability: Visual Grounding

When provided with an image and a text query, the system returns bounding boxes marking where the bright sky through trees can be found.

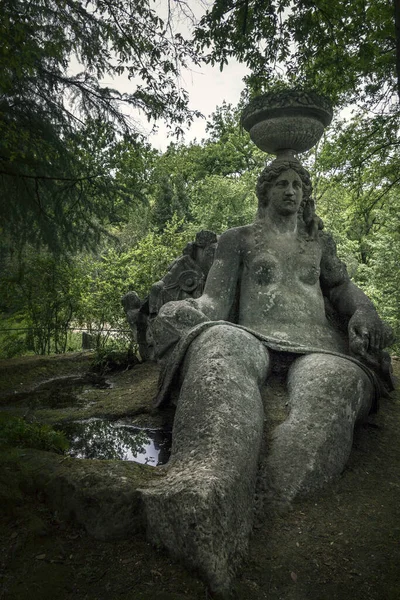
[65,0,250,150]
[141,60,249,150]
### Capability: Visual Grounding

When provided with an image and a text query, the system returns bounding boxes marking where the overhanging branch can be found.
[0,170,100,183]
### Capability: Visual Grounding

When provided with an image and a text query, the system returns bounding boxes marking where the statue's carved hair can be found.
[256,160,323,236]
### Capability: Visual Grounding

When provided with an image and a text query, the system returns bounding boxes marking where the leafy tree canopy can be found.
[3,0,400,262]
[195,0,398,108]
[0,0,200,252]
[147,102,265,230]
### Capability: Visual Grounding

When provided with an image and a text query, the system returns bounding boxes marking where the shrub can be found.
[0,415,69,454]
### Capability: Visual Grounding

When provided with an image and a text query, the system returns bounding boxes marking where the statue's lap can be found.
[187,321,370,386]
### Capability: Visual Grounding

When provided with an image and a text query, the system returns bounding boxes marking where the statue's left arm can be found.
[319,232,393,359]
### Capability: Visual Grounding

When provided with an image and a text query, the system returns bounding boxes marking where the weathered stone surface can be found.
[3,360,162,426]
[4,357,368,552]
[257,354,374,511]
[0,352,94,399]
[141,324,269,595]
[241,90,333,154]
[121,230,218,362]
[7,93,391,596]
[18,448,158,539]
[140,140,394,594]
[0,358,167,541]
[1,372,109,407]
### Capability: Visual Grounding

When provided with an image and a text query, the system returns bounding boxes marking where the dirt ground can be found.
[0,354,400,600]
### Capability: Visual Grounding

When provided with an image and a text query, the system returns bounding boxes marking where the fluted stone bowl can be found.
[241,91,333,155]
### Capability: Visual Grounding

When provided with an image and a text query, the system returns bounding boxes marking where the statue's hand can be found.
[150,298,210,361]
[158,297,209,327]
[348,308,393,359]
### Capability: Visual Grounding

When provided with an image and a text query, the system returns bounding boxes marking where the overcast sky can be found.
[144,1,250,151]
[68,1,251,152]
[147,60,250,150]
[69,54,249,151]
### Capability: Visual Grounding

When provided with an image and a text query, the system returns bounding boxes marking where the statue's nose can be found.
[285,184,295,196]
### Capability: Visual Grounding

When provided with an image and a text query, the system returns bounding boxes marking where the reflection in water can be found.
[59,419,172,466]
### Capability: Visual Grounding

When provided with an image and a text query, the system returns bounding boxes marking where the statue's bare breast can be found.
[238,225,347,352]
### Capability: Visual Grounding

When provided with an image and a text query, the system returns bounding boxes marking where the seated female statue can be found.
[142,158,393,598]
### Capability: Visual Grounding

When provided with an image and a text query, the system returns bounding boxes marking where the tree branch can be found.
[0,170,100,183]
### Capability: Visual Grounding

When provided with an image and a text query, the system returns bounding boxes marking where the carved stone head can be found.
[256,159,323,234]
[256,159,311,209]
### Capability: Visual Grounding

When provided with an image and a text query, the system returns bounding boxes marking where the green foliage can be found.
[0,315,31,359]
[90,348,138,375]
[0,415,69,454]
[314,119,400,353]
[152,173,191,231]
[0,216,198,358]
[65,331,84,353]
[72,216,199,349]
[123,216,198,298]
[190,174,257,233]
[1,85,399,361]
[73,248,130,350]
[363,231,400,353]
[202,103,266,176]
[147,103,264,232]
[195,0,397,108]
[0,116,156,254]
[0,0,200,253]
[0,250,79,355]
[194,1,400,280]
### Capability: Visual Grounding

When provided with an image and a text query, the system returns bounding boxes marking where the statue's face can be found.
[268,169,303,215]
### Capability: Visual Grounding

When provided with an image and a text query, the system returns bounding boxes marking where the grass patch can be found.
[0,414,69,454]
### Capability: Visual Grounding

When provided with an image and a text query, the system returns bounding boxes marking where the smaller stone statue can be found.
[121,231,218,360]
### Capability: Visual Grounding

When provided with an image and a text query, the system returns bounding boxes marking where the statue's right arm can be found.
[319,231,393,356]
[192,228,241,321]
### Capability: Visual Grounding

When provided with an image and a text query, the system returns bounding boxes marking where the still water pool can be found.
[59,418,172,466]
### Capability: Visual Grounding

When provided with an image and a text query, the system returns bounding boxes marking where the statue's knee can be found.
[291,353,360,380]
[288,353,373,408]
[196,324,248,353]
[189,325,269,381]
[199,325,238,360]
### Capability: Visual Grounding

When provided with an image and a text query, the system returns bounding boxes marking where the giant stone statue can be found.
[134,92,394,598]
